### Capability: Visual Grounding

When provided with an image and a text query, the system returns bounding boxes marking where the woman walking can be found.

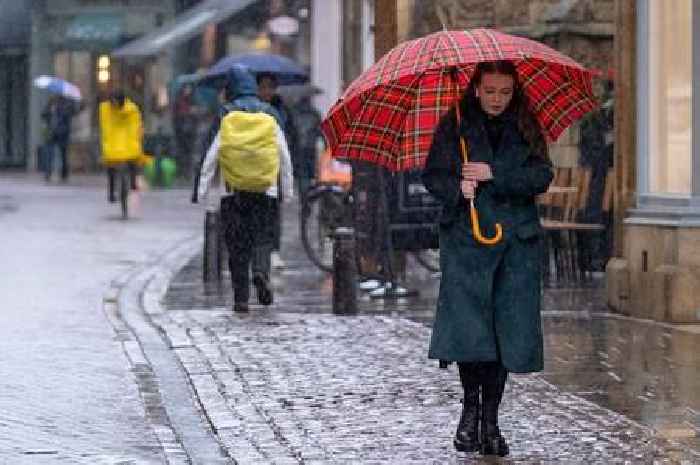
[422,60,554,456]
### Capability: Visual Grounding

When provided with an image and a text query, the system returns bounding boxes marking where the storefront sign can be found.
[65,14,124,46]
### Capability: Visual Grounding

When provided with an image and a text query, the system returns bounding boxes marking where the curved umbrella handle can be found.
[452,80,503,246]
[469,199,503,245]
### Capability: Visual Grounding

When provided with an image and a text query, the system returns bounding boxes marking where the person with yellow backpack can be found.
[197,65,293,313]
[99,90,144,202]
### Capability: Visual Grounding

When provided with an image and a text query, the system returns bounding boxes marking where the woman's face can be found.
[476,72,515,117]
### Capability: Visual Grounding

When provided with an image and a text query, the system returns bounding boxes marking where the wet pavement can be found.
[162,197,700,463]
[0,174,202,464]
[2,172,697,464]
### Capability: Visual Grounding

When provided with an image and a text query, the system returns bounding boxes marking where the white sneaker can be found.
[271,252,286,270]
[369,282,411,298]
[359,279,383,291]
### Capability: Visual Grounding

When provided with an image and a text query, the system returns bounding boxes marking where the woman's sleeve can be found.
[421,114,462,209]
[489,153,554,197]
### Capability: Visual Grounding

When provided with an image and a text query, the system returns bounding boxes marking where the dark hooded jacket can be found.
[223,65,282,126]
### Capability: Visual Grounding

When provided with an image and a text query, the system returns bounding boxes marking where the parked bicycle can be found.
[300,149,440,274]
[300,182,352,273]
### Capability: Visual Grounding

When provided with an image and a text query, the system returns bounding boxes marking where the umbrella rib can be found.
[463,29,485,62]
[443,30,465,67]
[483,29,504,60]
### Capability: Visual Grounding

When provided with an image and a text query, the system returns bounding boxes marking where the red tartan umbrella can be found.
[321,28,597,172]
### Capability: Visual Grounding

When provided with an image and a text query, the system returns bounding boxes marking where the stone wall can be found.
[402,0,614,74]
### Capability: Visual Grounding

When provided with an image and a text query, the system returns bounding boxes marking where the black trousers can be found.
[107,163,138,200]
[220,192,277,304]
[45,139,69,180]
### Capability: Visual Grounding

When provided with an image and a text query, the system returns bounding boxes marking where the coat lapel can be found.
[459,106,529,167]
[461,115,493,164]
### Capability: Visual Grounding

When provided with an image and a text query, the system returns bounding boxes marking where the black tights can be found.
[458,362,507,390]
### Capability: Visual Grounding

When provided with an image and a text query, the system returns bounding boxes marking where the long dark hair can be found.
[461,61,549,161]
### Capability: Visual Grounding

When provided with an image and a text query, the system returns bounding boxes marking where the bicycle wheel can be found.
[119,168,129,219]
[301,186,349,273]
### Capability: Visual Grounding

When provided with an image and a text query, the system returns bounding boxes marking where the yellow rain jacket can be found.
[99,98,143,165]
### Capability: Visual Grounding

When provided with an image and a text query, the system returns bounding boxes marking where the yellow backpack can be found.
[218,110,279,192]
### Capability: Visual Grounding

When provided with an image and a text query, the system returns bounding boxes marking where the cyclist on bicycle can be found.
[99,90,143,202]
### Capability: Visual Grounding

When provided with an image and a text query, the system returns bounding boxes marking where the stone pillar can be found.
[612,0,637,258]
[28,0,52,172]
[374,0,398,58]
[609,0,700,323]
[694,0,700,197]
[310,0,342,115]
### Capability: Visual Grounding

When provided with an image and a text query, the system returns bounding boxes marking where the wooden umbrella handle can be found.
[469,199,503,245]
[455,97,503,246]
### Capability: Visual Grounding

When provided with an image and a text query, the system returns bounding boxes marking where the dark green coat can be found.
[422,106,553,373]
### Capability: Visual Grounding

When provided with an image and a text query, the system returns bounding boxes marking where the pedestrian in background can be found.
[99,90,143,202]
[422,60,553,457]
[257,72,299,268]
[197,65,293,313]
[173,83,199,179]
[290,93,323,197]
[579,79,615,271]
[41,95,83,182]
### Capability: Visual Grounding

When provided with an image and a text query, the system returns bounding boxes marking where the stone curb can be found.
[102,235,232,465]
[103,269,191,465]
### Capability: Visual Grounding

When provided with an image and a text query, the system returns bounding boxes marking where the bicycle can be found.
[300,182,352,273]
[109,162,137,219]
[300,181,441,274]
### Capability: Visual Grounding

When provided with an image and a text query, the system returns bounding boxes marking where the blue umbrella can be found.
[33,75,82,101]
[202,53,308,86]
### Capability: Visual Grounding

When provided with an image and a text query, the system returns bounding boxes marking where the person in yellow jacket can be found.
[99,90,144,202]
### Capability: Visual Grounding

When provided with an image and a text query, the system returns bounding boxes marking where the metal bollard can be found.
[332,227,358,314]
[202,210,222,282]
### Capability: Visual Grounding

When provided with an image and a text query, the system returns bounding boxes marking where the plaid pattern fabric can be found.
[321,29,597,172]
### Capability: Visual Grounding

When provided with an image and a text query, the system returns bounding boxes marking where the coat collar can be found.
[460,105,528,166]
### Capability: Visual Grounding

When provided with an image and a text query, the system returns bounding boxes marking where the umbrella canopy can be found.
[33,75,82,101]
[201,52,308,86]
[321,28,597,172]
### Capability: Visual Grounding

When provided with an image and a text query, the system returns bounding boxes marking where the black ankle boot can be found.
[453,388,480,452]
[480,427,509,457]
[480,364,509,457]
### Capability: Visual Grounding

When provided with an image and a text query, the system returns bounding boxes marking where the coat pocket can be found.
[515,221,543,240]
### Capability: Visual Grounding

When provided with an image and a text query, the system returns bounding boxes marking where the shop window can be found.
[53,51,91,142]
[647,0,693,194]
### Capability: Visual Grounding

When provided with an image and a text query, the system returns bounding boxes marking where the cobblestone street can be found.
[154,308,696,464]
[160,200,700,464]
